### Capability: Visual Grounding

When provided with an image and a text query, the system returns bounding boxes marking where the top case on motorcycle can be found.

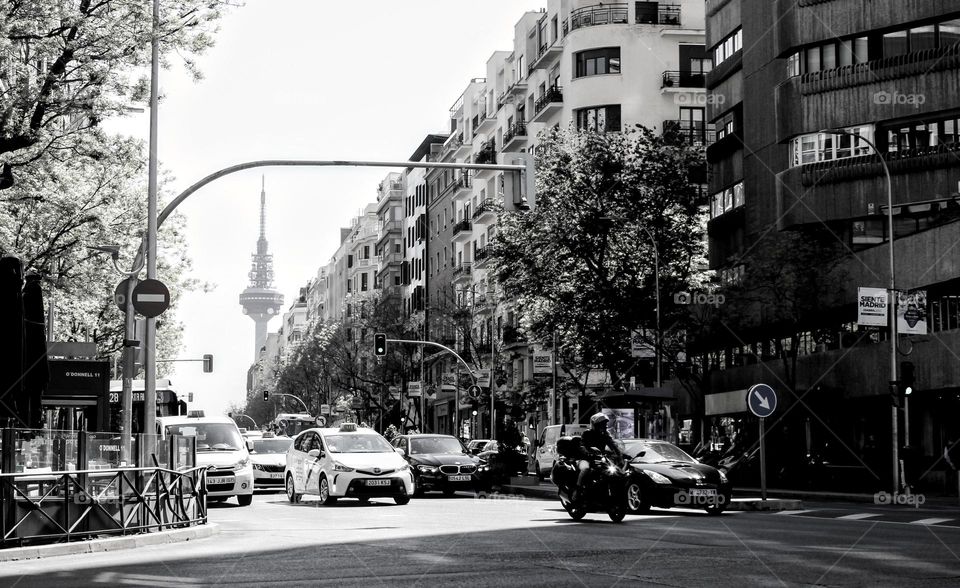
[556,435,583,459]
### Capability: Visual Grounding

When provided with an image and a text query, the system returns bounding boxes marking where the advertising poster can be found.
[857,287,888,326]
[897,290,928,335]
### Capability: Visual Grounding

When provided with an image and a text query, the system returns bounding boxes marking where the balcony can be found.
[502,121,528,150]
[506,78,528,98]
[376,220,402,247]
[474,139,498,178]
[531,86,563,123]
[569,3,629,33]
[451,262,472,284]
[473,246,492,268]
[472,198,499,225]
[441,133,464,160]
[661,70,707,90]
[452,218,473,243]
[662,120,715,147]
[475,109,497,136]
[502,325,527,348]
[439,173,473,201]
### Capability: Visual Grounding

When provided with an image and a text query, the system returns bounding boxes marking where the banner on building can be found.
[532,348,553,375]
[407,381,422,398]
[441,373,457,391]
[857,287,888,326]
[631,330,656,358]
[476,369,491,388]
[897,290,928,335]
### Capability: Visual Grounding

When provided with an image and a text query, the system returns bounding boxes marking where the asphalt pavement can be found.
[0,490,957,587]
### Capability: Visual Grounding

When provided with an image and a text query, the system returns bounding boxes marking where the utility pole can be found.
[143,0,161,439]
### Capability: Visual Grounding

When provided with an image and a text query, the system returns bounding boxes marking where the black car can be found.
[621,439,732,515]
[393,434,490,496]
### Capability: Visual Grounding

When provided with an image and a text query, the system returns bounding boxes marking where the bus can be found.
[107,379,186,434]
[269,413,318,437]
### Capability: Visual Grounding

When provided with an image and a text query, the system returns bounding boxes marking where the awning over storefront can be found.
[705,388,749,416]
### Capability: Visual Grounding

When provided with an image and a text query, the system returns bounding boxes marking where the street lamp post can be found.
[143,0,161,440]
[821,128,898,494]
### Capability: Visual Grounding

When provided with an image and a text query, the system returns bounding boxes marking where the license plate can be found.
[365,479,391,486]
[269,473,283,479]
[208,476,232,485]
[689,489,717,497]
[448,475,471,482]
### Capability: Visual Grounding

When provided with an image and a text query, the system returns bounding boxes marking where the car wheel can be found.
[237,494,253,507]
[394,496,410,505]
[413,479,425,497]
[626,482,650,514]
[318,475,337,505]
[705,504,726,516]
[286,474,302,504]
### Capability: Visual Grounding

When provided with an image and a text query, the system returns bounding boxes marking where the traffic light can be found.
[900,361,915,396]
[203,354,214,373]
[374,333,387,357]
[262,390,269,402]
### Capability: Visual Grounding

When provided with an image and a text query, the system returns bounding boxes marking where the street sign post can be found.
[132,279,170,318]
[746,383,778,501]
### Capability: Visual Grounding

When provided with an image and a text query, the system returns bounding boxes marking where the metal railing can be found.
[534,86,563,116]
[569,3,629,32]
[661,70,707,89]
[504,122,527,144]
[452,219,472,236]
[472,198,498,219]
[475,140,497,165]
[662,120,716,145]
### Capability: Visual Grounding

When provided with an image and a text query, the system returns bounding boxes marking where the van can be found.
[157,415,255,506]
[534,423,591,479]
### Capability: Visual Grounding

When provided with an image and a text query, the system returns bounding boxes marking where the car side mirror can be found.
[394,447,406,456]
[246,440,255,452]
[307,449,321,458]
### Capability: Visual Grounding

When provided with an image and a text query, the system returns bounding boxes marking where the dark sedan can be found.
[621,439,732,515]
[393,434,491,496]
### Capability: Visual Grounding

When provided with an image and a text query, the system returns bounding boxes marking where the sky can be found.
[107,0,544,419]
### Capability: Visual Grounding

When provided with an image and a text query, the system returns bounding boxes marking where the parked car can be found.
[466,439,492,455]
[534,424,590,480]
[621,439,732,515]
[249,433,293,490]
[284,422,413,505]
[393,434,490,496]
[157,415,254,506]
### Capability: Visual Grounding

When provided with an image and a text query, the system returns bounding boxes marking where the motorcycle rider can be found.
[571,412,623,503]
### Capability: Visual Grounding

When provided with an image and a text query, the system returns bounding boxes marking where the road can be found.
[0,491,958,587]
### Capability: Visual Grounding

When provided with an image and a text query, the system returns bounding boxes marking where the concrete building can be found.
[701,0,960,491]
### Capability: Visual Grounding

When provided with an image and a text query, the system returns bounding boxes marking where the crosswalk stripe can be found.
[909,518,953,526]
[837,513,881,520]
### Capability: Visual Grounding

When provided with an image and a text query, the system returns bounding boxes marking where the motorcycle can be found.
[551,436,629,523]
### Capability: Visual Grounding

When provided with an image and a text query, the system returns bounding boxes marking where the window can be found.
[715,111,736,140]
[636,2,658,24]
[709,182,744,219]
[574,47,621,78]
[852,219,884,246]
[576,105,622,132]
[713,28,742,66]
[790,126,873,167]
[361,273,368,292]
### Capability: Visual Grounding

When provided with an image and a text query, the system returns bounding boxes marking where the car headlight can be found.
[398,464,410,472]
[718,469,728,483]
[644,471,671,485]
[417,465,438,474]
[477,464,489,472]
[332,462,354,472]
[236,458,250,469]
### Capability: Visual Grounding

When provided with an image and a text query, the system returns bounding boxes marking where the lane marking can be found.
[910,518,954,526]
[837,513,882,520]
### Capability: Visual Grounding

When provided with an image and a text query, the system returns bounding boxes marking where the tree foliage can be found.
[492,126,708,388]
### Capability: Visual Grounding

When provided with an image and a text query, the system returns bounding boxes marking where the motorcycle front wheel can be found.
[608,503,626,523]
[561,498,587,520]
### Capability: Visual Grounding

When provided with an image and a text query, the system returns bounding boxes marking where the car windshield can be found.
[411,437,466,455]
[628,442,697,464]
[251,438,292,454]
[166,423,243,452]
[323,434,393,453]
[481,441,498,451]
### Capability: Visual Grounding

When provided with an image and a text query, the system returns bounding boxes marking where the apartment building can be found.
[702,0,960,490]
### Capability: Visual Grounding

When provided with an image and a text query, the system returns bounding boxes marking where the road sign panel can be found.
[467,385,482,400]
[315,416,326,427]
[747,384,777,418]
[132,279,170,318]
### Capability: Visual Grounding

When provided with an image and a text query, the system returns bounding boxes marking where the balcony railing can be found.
[636,3,681,25]
[475,140,497,165]
[502,325,527,346]
[503,122,527,144]
[452,218,472,236]
[439,174,472,199]
[472,198,498,220]
[474,246,491,264]
[534,85,563,116]
[452,262,472,278]
[662,120,715,146]
[661,70,707,89]
[569,3,628,32]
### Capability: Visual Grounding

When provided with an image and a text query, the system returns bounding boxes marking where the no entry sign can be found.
[132,279,170,318]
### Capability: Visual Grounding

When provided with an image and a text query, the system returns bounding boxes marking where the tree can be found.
[492,126,708,392]
[0,0,232,165]
[0,135,199,368]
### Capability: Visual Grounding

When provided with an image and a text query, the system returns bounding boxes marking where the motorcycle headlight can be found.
[644,471,671,485]
[718,469,728,483]
[332,462,354,472]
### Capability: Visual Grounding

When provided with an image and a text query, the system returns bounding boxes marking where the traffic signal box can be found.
[374,333,387,357]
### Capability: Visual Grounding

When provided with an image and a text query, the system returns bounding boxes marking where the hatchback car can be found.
[393,434,490,496]
[284,423,413,505]
[621,439,732,515]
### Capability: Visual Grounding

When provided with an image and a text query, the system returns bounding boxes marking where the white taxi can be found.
[284,423,414,505]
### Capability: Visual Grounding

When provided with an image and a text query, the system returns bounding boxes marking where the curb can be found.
[0,523,219,562]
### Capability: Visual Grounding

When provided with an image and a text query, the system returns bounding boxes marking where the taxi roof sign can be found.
[339,422,358,432]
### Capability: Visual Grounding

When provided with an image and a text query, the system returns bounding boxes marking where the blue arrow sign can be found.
[747,384,777,418]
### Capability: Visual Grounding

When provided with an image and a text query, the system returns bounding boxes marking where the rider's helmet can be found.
[590,412,610,432]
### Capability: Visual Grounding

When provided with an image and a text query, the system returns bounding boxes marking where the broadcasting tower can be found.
[239,176,284,359]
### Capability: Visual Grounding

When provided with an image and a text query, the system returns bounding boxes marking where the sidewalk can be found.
[0,523,219,562]
[496,480,803,511]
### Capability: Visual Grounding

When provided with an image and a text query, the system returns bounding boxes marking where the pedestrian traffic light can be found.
[374,333,387,357]
[900,361,915,396]
[202,354,214,373]
[262,390,269,402]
